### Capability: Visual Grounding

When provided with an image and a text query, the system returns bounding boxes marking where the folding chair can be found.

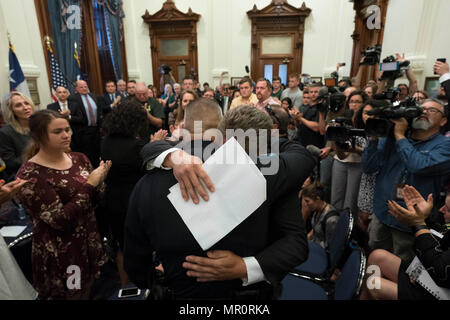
[292,209,355,283]
[8,232,33,284]
[279,247,366,300]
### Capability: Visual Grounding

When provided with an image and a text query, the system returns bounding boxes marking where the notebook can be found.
[406,256,450,300]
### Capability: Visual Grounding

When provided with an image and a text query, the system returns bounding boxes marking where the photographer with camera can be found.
[362,98,450,262]
[328,91,368,218]
[377,53,418,102]
[159,65,176,95]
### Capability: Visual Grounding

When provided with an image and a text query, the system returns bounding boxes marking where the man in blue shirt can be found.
[363,98,450,262]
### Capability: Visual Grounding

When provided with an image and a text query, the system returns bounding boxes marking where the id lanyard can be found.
[394,169,408,201]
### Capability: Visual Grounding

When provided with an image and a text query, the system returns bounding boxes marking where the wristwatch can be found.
[411,224,428,234]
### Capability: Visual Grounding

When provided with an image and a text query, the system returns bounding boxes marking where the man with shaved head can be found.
[133,82,165,135]
[68,80,103,167]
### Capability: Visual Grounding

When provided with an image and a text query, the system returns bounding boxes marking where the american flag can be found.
[48,48,68,102]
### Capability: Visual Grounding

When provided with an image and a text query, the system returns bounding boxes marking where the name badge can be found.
[394,183,406,201]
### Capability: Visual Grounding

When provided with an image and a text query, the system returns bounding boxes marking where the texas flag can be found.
[9,42,31,98]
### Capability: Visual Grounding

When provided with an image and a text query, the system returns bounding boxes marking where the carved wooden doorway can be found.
[349,0,389,87]
[142,0,200,95]
[247,1,311,83]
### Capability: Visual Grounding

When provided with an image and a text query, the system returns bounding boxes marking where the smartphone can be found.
[435,58,447,75]
[118,287,141,298]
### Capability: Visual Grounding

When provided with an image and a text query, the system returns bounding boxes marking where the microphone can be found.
[245,66,250,74]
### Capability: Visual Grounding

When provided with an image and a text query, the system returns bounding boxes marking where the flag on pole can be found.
[48,46,69,102]
[8,40,31,98]
[74,41,82,81]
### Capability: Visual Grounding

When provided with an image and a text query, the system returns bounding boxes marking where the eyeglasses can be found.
[422,107,445,115]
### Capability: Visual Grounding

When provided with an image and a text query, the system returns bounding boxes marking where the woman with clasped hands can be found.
[360,185,450,300]
[16,110,111,300]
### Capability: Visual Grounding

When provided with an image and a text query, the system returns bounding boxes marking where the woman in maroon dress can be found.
[16,110,111,300]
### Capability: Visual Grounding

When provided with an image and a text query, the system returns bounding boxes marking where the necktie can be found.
[84,95,96,126]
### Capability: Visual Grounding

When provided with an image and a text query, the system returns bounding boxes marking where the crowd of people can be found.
[0,52,450,301]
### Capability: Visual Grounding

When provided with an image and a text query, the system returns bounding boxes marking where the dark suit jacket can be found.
[98,91,122,117]
[67,93,103,166]
[46,101,84,126]
[68,93,103,127]
[124,139,313,299]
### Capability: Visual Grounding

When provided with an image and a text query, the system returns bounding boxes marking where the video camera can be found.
[316,83,347,114]
[158,64,172,75]
[365,97,423,137]
[360,45,382,66]
[326,111,366,150]
[373,87,400,103]
[379,55,410,81]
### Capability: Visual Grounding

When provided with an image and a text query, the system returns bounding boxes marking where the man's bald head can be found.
[184,98,223,134]
[135,82,149,103]
[75,80,89,95]
[55,86,69,102]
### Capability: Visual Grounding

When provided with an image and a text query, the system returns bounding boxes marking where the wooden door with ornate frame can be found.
[142,0,200,95]
[156,36,192,87]
[257,33,295,86]
[247,1,311,82]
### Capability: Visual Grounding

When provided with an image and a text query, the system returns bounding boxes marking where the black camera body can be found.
[326,116,366,150]
[329,91,347,113]
[380,55,410,81]
[361,45,382,66]
[316,86,347,114]
[365,97,423,137]
[158,64,172,75]
[373,87,400,103]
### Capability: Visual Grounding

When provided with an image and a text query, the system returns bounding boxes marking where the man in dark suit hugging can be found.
[124,100,314,300]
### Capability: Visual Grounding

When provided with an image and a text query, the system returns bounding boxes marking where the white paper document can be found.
[406,256,450,300]
[0,226,26,238]
[167,138,267,250]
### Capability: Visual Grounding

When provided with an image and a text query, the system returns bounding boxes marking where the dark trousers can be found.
[73,126,101,168]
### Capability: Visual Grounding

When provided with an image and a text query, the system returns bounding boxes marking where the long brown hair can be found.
[23,110,70,161]
[175,89,198,125]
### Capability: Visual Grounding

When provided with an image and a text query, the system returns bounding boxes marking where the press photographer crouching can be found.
[362,97,450,262]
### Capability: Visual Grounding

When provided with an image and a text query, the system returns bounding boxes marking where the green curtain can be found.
[47,0,82,91]
[94,0,125,79]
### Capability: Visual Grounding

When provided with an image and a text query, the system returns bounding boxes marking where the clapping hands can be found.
[387,185,433,227]
[151,129,168,142]
[87,160,112,187]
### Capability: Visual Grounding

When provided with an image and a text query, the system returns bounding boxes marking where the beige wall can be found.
[0,0,50,109]
[123,0,355,88]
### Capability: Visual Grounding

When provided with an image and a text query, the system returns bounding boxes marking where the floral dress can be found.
[16,153,106,300]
